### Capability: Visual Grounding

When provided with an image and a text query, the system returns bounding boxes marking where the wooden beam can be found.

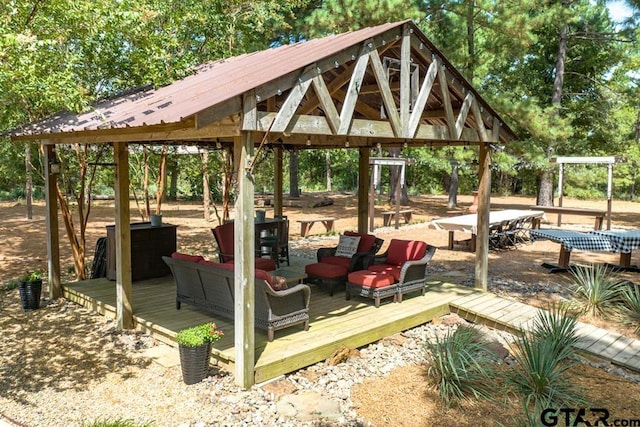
[271,76,312,133]
[44,144,62,299]
[196,97,242,129]
[233,133,255,388]
[437,64,457,139]
[358,147,370,233]
[114,141,133,330]
[338,42,371,134]
[256,111,478,142]
[242,90,257,131]
[455,92,474,140]
[274,147,283,217]
[368,50,401,136]
[400,25,411,137]
[474,142,491,291]
[311,74,341,133]
[407,59,439,138]
[470,98,491,143]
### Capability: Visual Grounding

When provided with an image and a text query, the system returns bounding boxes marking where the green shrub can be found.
[529,302,579,357]
[570,264,625,317]
[621,283,640,334]
[424,324,499,408]
[508,305,583,422]
[176,322,224,347]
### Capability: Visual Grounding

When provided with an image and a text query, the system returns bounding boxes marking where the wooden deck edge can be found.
[252,302,451,383]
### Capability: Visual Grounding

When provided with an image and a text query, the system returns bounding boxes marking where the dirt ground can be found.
[2,192,640,425]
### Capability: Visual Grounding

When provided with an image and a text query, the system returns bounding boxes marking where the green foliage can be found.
[424,324,499,408]
[529,303,580,358]
[508,305,583,422]
[83,418,153,427]
[19,270,42,283]
[176,322,224,348]
[1,279,20,291]
[570,264,625,318]
[620,283,640,334]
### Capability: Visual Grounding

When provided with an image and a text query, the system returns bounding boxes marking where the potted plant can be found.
[176,322,224,385]
[18,270,43,311]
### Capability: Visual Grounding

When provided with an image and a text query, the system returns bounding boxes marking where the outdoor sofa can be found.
[163,253,310,341]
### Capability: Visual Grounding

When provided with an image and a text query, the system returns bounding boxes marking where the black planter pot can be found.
[179,343,212,385]
[18,279,42,311]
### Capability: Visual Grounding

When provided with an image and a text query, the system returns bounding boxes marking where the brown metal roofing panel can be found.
[11,21,407,137]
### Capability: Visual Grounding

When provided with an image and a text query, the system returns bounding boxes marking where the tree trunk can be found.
[290,150,300,197]
[537,169,555,206]
[221,148,232,222]
[202,151,210,221]
[465,0,476,81]
[168,158,178,201]
[537,8,570,206]
[388,148,409,205]
[155,146,168,215]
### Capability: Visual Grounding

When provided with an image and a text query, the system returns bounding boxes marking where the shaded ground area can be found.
[2,192,640,425]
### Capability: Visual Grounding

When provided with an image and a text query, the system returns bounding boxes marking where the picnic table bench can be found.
[382,209,414,227]
[530,205,606,230]
[296,217,336,237]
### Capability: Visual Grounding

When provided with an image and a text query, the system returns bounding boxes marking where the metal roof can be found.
[9,20,516,143]
[10,22,406,137]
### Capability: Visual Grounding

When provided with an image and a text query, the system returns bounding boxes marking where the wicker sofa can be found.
[162,254,310,341]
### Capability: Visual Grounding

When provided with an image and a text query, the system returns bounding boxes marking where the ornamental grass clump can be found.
[570,264,625,318]
[508,304,583,424]
[176,322,224,348]
[424,324,500,408]
[620,283,640,334]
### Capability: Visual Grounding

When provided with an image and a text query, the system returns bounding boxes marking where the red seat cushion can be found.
[305,262,348,278]
[172,252,205,263]
[368,263,402,281]
[348,270,395,289]
[255,258,277,272]
[211,262,275,288]
[344,231,377,253]
[318,255,351,270]
[385,239,427,266]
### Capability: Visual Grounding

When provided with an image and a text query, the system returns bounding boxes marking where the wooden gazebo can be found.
[9,20,516,386]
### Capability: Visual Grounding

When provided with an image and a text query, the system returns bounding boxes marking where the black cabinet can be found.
[106,222,177,281]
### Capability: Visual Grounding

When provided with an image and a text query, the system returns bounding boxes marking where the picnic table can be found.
[591,229,640,271]
[296,217,336,237]
[530,205,606,230]
[428,209,545,252]
[529,229,615,273]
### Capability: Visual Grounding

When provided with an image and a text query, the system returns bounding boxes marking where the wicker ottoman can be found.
[346,270,397,307]
[304,262,348,296]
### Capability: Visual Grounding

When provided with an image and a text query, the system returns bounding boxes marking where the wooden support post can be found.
[274,147,283,218]
[557,163,564,226]
[358,147,369,234]
[44,144,61,299]
[114,141,133,330]
[607,163,613,230]
[234,131,255,389]
[368,162,376,232]
[474,143,491,291]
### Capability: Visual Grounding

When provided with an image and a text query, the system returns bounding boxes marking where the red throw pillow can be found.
[385,239,427,266]
[344,231,377,253]
[172,252,205,263]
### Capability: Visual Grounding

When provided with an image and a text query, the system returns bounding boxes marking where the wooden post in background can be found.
[114,141,133,329]
[44,144,61,299]
[358,147,369,234]
[474,143,491,291]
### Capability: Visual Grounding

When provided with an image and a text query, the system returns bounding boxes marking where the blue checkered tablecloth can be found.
[590,230,640,253]
[529,229,615,252]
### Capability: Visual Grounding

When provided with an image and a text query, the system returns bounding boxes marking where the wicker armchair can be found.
[346,239,436,307]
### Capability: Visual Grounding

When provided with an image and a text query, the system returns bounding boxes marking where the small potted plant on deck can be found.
[18,270,43,311]
[176,322,224,385]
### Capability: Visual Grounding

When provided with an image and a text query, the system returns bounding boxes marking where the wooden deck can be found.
[63,259,475,383]
[450,293,640,372]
